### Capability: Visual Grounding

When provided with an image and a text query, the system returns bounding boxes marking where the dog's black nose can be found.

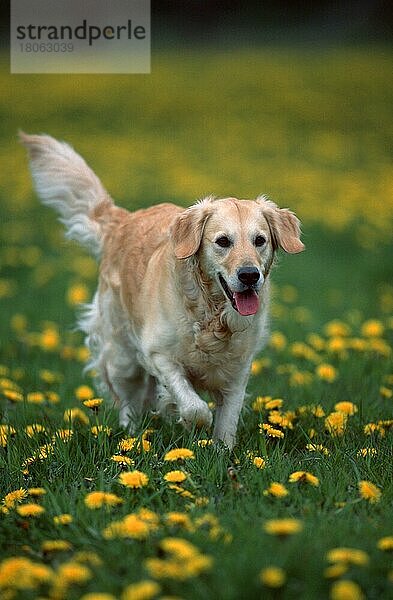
[237,267,260,286]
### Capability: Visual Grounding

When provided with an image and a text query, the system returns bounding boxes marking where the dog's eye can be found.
[255,235,266,247]
[215,236,231,248]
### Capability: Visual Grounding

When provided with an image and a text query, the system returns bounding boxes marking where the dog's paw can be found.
[178,401,213,430]
[212,429,236,451]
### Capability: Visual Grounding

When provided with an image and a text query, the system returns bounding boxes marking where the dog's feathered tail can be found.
[20,132,113,256]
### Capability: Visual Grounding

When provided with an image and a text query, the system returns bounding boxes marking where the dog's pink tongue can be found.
[233,290,259,316]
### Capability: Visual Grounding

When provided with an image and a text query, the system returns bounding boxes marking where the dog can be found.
[21,133,304,449]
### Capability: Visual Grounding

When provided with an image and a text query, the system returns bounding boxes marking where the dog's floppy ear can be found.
[257,196,304,254]
[171,197,214,259]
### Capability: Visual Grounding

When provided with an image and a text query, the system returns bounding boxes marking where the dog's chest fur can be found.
[177,280,266,391]
[186,323,251,390]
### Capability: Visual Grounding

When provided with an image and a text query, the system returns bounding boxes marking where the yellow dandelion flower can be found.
[0,556,53,589]
[42,540,72,553]
[36,443,54,460]
[380,386,392,398]
[259,423,284,438]
[53,514,73,525]
[377,536,393,551]
[364,422,385,436]
[358,480,381,503]
[91,425,112,437]
[26,391,45,404]
[75,384,95,400]
[196,438,213,447]
[10,313,28,332]
[291,341,319,362]
[165,512,194,531]
[111,454,134,467]
[160,537,200,560]
[56,561,92,584]
[53,428,74,442]
[361,319,384,338]
[3,488,28,508]
[103,514,150,540]
[325,320,351,337]
[306,442,330,455]
[25,423,46,437]
[17,503,45,517]
[289,370,313,386]
[368,338,391,356]
[316,363,337,382]
[251,358,265,375]
[348,337,367,351]
[73,551,103,566]
[324,564,348,578]
[268,411,294,429]
[46,391,60,404]
[307,333,325,350]
[265,398,283,410]
[39,327,60,351]
[263,518,303,536]
[253,456,266,469]
[270,331,287,351]
[39,369,59,384]
[81,594,117,600]
[0,424,16,437]
[357,448,377,457]
[3,388,24,402]
[63,407,89,425]
[325,411,347,436]
[84,491,123,509]
[327,337,348,355]
[0,377,21,391]
[121,580,161,600]
[28,487,46,497]
[141,438,151,452]
[289,471,320,486]
[330,580,364,600]
[119,470,149,488]
[326,547,369,566]
[138,508,160,530]
[252,395,271,411]
[67,283,89,306]
[334,401,358,416]
[263,482,289,498]
[259,566,286,588]
[168,484,195,499]
[119,437,138,452]
[164,448,195,461]
[311,404,325,417]
[83,398,103,410]
[164,471,187,483]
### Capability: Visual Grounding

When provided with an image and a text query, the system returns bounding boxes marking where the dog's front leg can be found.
[151,354,212,429]
[212,376,249,450]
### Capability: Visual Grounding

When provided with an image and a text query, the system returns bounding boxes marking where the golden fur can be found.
[21,132,304,448]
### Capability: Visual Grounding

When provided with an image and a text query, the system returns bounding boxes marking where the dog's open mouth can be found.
[219,274,260,316]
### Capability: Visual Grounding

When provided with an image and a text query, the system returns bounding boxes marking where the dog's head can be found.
[172,196,304,316]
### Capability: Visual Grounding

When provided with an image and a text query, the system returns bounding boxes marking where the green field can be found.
[1,47,393,599]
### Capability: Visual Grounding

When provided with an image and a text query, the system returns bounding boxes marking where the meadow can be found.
[1,46,393,599]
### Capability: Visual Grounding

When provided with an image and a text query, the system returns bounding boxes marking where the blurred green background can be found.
[1,42,393,339]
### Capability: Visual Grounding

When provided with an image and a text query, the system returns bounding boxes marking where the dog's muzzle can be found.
[218,272,262,316]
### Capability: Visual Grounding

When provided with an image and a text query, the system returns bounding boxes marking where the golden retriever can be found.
[21,133,304,449]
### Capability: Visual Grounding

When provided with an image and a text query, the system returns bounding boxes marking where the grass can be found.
[1,46,393,599]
